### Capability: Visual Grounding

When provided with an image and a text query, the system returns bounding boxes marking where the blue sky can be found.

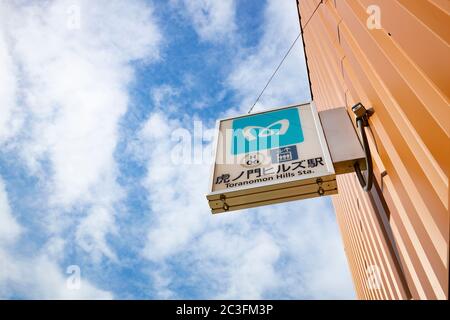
[0,0,354,299]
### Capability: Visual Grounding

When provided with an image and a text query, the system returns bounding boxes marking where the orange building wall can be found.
[297,0,449,299]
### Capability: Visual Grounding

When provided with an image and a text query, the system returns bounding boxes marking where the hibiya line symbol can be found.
[231,107,303,155]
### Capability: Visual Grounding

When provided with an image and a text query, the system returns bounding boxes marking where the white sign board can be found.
[207,102,337,214]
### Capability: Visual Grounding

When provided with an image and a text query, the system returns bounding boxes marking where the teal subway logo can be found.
[231,108,304,155]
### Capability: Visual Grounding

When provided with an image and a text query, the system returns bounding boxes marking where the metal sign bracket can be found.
[351,103,375,192]
[318,104,375,192]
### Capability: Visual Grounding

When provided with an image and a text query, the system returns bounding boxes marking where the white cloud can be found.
[76,205,119,263]
[0,176,112,299]
[0,27,21,144]
[150,84,181,113]
[203,231,282,299]
[0,178,22,245]
[0,0,161,260]
[139,113,209,261]
[172,0,237,42]
[0,250,113,299]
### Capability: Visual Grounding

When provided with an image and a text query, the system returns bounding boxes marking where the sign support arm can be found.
[352,103,375,192]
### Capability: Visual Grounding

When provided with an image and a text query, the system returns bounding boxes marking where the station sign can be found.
[207,102,337,214]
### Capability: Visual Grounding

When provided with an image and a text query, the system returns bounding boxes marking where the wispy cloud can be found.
[171,0,237,42]
[0,176,112,299]
[0,178,22,244]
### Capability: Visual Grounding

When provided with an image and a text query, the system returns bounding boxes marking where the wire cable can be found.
[247,0,323,114]
[247,32,301,114]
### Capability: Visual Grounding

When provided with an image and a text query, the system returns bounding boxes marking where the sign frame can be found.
[206,101,337,214]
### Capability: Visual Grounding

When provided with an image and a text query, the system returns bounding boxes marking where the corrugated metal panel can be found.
[297,0,449,299]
